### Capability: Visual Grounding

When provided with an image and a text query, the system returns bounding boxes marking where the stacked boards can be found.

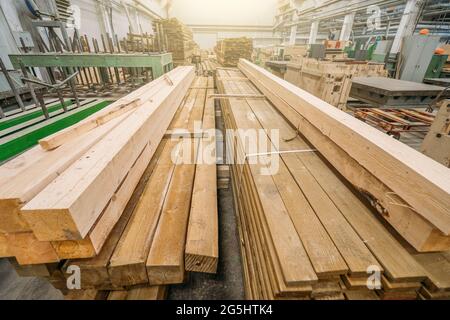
[161,18,197,66]
[284,57,387,110]
[0,70,219,298]
[239,59,450,254]
[215,38,253,67]
[217,64,449,300]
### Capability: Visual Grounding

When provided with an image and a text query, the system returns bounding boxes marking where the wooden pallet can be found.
[354,108,434,139]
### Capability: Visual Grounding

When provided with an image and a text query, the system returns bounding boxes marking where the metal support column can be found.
[390,0,423,55]
[308,21,319,45]
[339,13,355,41]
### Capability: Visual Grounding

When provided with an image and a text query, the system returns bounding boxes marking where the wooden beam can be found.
[146,139,198,284]
[0,112,131,234]
[108,140,179,287]
[5,232,59,265]
[51,141,157,259]
[39,98,141,150]
[21,66,195,241]
[184,89,218,274]
[66,140,167,289]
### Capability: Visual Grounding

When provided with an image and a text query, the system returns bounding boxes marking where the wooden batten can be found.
[184,89,219,274]
[21,67,195,241]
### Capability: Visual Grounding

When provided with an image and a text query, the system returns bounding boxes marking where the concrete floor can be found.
[0,186,244,300]
[169,188,245,300]
[0,259,63,300]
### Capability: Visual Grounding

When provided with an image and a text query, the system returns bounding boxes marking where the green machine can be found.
[425,54,449,79]
[9,53,173,79]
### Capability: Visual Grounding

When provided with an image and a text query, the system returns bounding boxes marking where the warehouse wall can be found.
[169,0,277,25]
[169,0,279,49]
[0,0,167,56]
[69,0,165,45]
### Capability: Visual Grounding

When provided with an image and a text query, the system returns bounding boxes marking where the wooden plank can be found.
[239,59,450,235]
[219,71,316,297]
[107,290,128,300]
[228,79,352,277]
[146,84,205,283]
[66,139,167,289]
[185,89,219,274]
[51,141,156,259]
[108,140,179,287]
[0,233,11,258]
[21,67,195,241]
[146,138,197,285]
[234,81,375,277]
[64,290,108,300]
[39,98,141,150]
[126,285,167,300]
[38,73,182,152]
[414,252,450,292]
[5,232,59,265]
[217,72,318,289]
[0,112,132,234]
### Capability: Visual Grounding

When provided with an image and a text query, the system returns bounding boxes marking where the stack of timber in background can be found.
[215,37,253,67]
[0,69,219,299]
[284,57,387,110]
[161,18,197,66]
[217,61,450,300]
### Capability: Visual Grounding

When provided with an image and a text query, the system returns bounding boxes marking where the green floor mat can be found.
[0,100,74,132]
[0,101,112,162]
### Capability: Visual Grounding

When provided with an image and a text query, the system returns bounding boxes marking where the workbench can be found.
[350,77,449,108]
[423,78,450,87]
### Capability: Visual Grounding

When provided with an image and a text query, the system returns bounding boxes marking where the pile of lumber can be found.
[215,37,253,67]
[216,61,450,300]
[0,70,219,299]
[196,59,220,77]
[284,57,387,110]
[161,18,197,66]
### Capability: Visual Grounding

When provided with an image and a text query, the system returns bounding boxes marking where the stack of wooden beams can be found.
[415,252,450,300]
[239,59,450,254]
[161,18,197,66]
[215,37,253,67]
[284,57,387,110]
[216,61,450,300]
[0,70,219,299]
